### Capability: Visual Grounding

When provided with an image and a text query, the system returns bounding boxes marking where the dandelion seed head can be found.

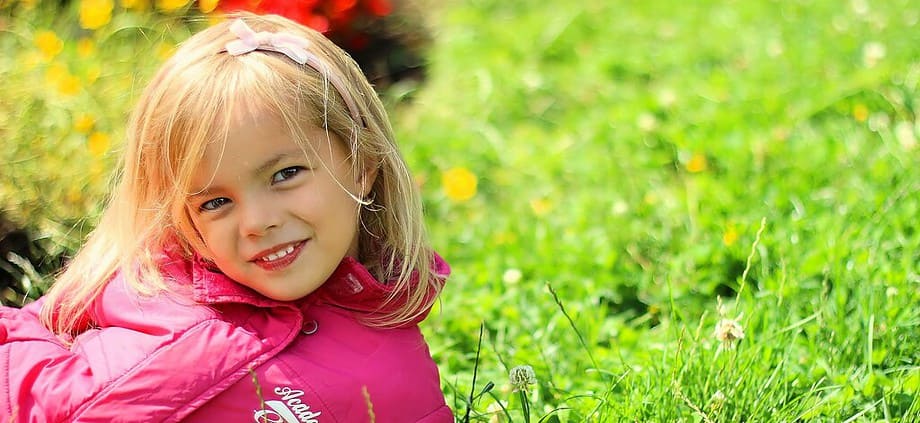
[637,112,657,132]
[714,317,745,348]
[509,365,537,392]
[894,121,916,150]
[657,89,677,108]
[708,390,727,411]
[502,268,522,284]
[862,41,886,68]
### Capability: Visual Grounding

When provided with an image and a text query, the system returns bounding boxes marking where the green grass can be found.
[2,0,919,421]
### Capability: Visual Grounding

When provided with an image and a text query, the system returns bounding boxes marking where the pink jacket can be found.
[0,253,452,422]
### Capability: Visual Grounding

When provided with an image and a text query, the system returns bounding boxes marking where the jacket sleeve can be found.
[0,300,291,423]
[0,304,89,422]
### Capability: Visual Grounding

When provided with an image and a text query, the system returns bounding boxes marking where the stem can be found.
[519,390,531,423]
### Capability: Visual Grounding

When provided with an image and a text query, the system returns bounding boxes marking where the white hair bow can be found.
[226,19,311,64]
[224,19,364,127]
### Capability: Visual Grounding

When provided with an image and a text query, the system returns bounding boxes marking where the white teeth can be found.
[261,245,295,262]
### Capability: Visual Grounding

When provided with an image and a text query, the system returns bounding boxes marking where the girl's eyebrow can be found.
[249,148,313,176]
[189,149,306,199]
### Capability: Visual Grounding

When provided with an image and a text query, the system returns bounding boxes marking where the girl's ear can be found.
[359,163,379,197]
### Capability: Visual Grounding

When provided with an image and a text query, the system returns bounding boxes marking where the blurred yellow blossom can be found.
[85,64,102,84]
[529,197,552,216]
[120,0,148,9]
[46,65,81,96]
[852,103,869,122]
[156,42,176,61]
[34,30,63,61]
[686,153,708,173]
[80,0,114,30]
[722,224,738,246]
[66,185,85,205]
[45,63,68,83]
[87,131,111,157]
[156,0,189,12]
[77,38,95,58]
[206,13,226,26]
[89,161,107,183]
[199,0,219,13]
[442,167,477,202]
[22,52,44,71]
[74,114,96,133]
[57,73,81,96]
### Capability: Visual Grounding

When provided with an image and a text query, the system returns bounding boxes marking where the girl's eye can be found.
[200,197,230,212]
[272,166,304,184]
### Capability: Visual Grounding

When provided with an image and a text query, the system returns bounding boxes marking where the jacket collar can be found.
[189,252,449,324]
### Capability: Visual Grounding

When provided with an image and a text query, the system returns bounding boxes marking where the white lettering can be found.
[254,386,322,423]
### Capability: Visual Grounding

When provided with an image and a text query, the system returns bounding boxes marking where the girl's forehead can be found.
[190,115,343,182]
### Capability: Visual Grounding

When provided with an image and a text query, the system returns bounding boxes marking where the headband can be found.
[224,19,364,127]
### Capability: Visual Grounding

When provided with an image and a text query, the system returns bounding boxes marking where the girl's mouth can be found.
[252,241,306,271]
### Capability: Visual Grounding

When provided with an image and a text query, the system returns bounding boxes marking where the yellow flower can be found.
[85,64,102,84]
[206,13,227,26]
[529,197,552,216]
[89,161,106,183]
[34,30,63,61]
[722,224,738,246]
[156,0,189,12]
[686,153,708,173]
[57,73,81,96]
[66,185,85,205]
[120,0,148,9]
[22,51,44,71]
[852,103,869,122]
[77,38,95,58]
[45,63,68,84]
[87,131,111,157]
[441,167,477,202]
[80,0,114,30]
[156,42,176,61]
[198,0,218,13]
[74,114,96,133]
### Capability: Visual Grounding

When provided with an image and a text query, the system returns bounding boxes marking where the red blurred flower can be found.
[363,0,391,17]
[215,0,392,50]
[259,0,330,32]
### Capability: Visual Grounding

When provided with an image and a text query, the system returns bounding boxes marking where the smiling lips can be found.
[252,241,305,271]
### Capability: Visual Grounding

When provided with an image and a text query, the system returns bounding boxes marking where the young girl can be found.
[0,12,452,422]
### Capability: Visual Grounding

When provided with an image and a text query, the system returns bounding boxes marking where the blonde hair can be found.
[41,12,438,334]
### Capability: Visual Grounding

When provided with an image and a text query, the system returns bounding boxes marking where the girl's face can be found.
[187,112,369,301]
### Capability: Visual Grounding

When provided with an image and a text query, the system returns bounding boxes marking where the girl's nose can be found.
[239,196,282,236]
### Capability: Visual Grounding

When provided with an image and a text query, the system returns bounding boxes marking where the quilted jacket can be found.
[0,252,452,422]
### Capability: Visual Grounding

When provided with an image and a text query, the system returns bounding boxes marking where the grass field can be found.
[2,0,919,421]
